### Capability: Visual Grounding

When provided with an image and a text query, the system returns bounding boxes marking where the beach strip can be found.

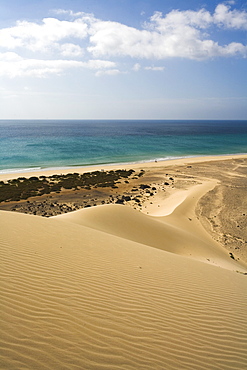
[1,153,247,181]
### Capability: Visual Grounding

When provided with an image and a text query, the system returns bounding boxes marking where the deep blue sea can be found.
[0,120,247,174]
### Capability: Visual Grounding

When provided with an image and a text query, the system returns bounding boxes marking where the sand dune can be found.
[54,180,246,271]
[1,155,247,369]
[1,205,247,369]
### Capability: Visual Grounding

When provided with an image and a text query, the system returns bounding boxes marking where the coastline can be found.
[1,152,247,181]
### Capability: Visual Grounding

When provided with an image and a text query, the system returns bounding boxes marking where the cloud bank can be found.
[0,3,246,78]
[87,3,247,60]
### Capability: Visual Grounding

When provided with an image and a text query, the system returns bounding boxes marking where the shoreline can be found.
[1,153,247,181]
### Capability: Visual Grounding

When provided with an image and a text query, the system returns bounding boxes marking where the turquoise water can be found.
[0,120,247,173]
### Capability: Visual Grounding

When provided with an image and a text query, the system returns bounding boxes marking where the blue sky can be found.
[0,0,246,119]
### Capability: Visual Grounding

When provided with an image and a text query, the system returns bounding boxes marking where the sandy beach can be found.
[1,154,247,369]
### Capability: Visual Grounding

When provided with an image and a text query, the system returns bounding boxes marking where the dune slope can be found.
[1,209,247,369]
[54,200,245,271]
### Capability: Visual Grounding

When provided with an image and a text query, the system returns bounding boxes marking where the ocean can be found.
[0,120,247,174]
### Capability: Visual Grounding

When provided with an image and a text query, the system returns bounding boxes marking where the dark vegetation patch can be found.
[0,169,137,203]
[139,184,151,190]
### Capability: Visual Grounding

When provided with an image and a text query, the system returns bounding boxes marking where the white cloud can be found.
[0,52,116,78]
[214,3,247,29]
[218,41,247,56]
[149,9,212,31]
[88,3,247,60]
[133,63,165,72]
[60,43,84,57]
[95,69,122,77]
[0,17,89,52]
[0,56,81,78]
[52,9,93,19]
[86,59,116,69]
[145,66,165,71]
[133,63,141,71]
[0,2,246,80]
[0,52,21,62]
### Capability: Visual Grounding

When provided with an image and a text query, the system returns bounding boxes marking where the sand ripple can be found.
[1,210,247,369]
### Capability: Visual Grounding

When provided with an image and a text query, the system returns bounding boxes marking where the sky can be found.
[0,0,246,120]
